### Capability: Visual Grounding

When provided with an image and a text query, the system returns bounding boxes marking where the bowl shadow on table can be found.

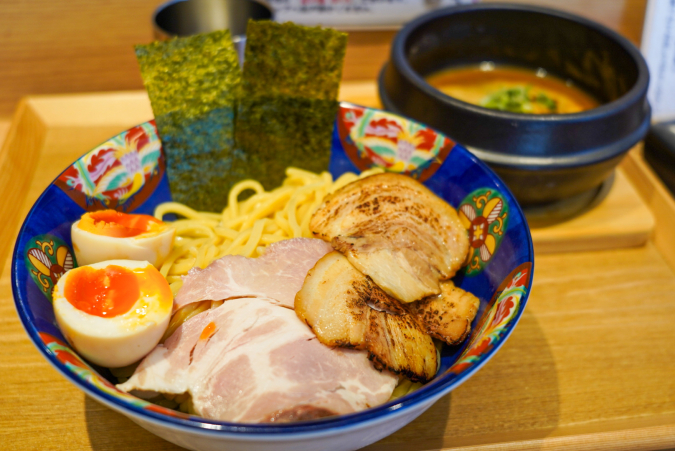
[362,309,560,451]
[84,396,184,450]
[82,310,558,451]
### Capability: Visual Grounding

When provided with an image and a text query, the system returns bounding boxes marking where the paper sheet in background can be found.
[641,0,675,122]
[267,0,477,29]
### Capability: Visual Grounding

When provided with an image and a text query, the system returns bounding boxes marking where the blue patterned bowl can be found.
[12,103,534,451]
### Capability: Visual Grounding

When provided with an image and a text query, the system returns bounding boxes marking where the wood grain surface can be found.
[530,169,655,255]
[0,0,648,118]
[1,86,675,451]
[621,147,675,273]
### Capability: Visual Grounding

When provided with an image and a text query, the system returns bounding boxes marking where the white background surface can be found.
[268,0,477,29]
[641,0,675,122]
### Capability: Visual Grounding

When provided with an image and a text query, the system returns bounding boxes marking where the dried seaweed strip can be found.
[135,30,243,211]
[236,21,348,190]
[135,23,348,206]
[236,95,338,189]
[242,21,347,100]
[155,108,247,209]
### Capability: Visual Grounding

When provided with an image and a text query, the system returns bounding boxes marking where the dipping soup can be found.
[426,63,599,114]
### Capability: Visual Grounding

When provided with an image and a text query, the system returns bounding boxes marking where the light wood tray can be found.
[1,86,675,451]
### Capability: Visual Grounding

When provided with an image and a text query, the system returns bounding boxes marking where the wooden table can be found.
[3,1,675,450]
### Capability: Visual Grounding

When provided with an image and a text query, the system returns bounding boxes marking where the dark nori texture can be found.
[136,23,347,210]
[235,95,339,189]
[242,21,347,100]
[235,21,347,191]
[135,29,242,211]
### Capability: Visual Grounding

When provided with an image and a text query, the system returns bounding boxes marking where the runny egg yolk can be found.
[63,263,172,318]
[78,210,165,238]
[64,265,140,317]
[53,260,174,368]
[71,210,175,268]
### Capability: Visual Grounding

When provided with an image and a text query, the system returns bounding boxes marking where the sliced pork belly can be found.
[332,229,444,304]
[406,280,480,345]
[295,252,438,383]
[174,238,333,311]
[118,297,397,423]
[310,173,469,303]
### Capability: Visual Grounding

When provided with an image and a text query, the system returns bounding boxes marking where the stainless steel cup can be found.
[152,0,273,64]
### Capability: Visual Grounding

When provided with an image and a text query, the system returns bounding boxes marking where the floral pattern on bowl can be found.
[449,262,531,374]
[55,122,164,212]
[337,104,454,182]
[459,188,510,276]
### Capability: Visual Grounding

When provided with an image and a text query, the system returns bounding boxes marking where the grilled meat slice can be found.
[331,229,443,303]
[296,252,438,382]
[310,173,469,303]
[295,251,368,347]
[406,281,480,345]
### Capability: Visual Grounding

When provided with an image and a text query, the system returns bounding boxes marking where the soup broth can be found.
[426,64,599,114]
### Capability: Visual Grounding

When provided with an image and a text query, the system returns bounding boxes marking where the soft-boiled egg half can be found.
[53,260,173,368]
[71,210,175,268]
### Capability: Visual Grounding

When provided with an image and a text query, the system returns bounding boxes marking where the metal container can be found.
[153,0,273,64]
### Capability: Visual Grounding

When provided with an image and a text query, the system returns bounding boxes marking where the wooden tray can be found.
[1,87,675,451]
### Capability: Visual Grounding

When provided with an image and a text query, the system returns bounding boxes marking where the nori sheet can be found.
[135,30,243,211]
[235,95,339,188]
[135,23,347,210]
[235,21,348,190]
[242,21,347,100]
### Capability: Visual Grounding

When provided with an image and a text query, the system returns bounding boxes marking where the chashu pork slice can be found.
[407,281,480,346]
[174,238,333,311]
[295,251,437,383]
[117,297,397,423]
[310,173,469,303]
[331,228,445,305]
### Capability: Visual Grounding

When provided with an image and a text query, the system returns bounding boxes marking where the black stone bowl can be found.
[379,3,651,215]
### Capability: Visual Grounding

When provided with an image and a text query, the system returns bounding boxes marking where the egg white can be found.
[71,219,175,268]
[53,260,172,368]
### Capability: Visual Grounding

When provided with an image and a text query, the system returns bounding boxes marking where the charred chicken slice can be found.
[310,173,469,303]
[406,281,480,346]
[295,252,438,383]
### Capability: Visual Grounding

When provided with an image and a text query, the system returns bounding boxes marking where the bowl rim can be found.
[11,103,535,436]
[389,2,650,124]
[379,62,651,169]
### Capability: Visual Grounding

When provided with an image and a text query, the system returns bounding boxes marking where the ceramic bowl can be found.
[12,103,534,451]
[379,3,651,216]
